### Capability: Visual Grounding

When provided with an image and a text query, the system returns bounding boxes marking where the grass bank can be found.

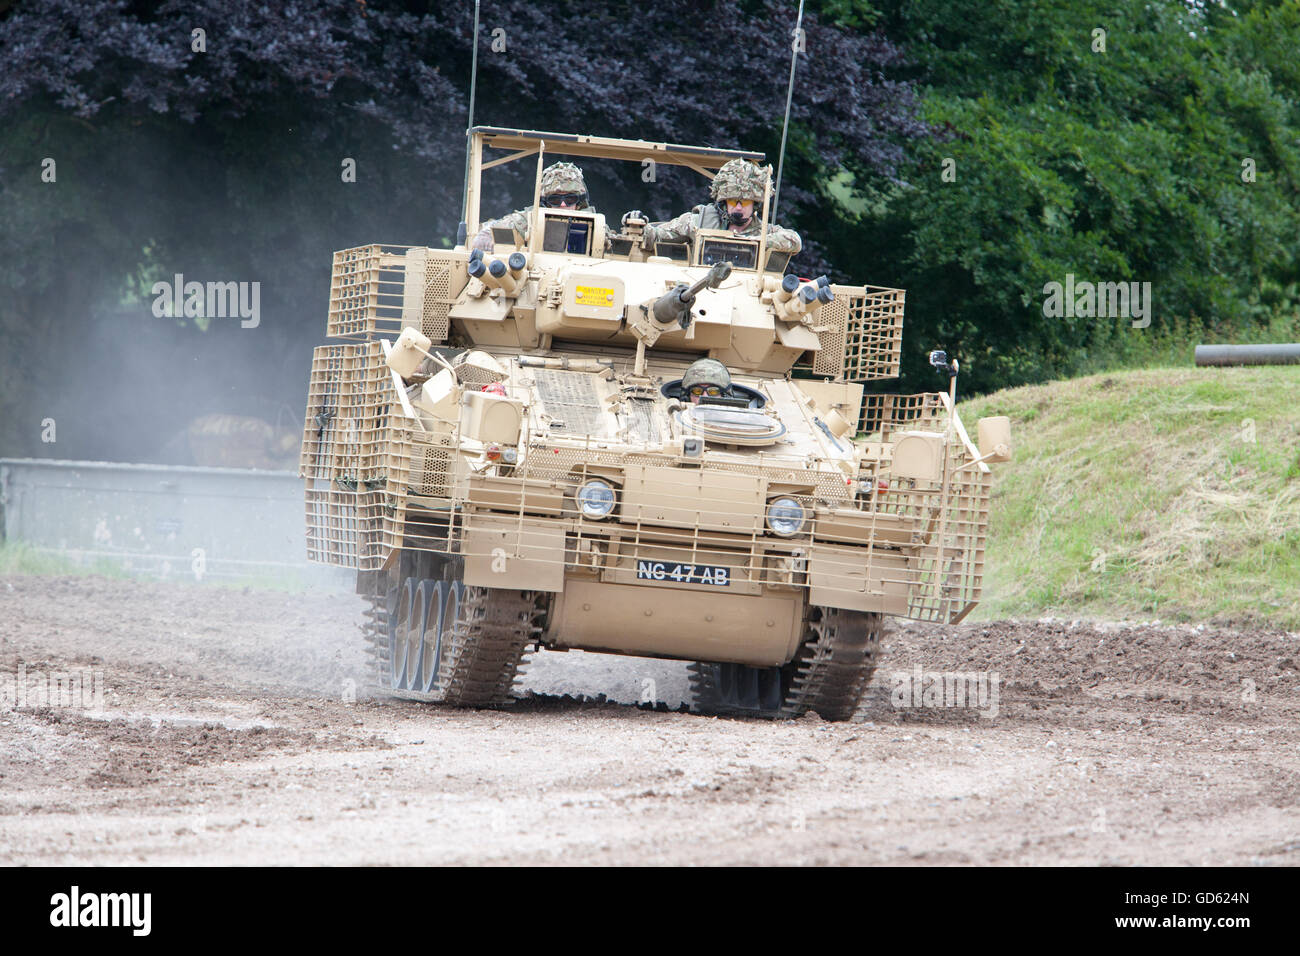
[960,365,1300,627]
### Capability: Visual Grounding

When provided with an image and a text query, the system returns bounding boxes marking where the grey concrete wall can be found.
[0,458,352,589]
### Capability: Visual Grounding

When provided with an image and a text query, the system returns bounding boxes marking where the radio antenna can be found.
[772,0,804,220]
[457,0,483,247]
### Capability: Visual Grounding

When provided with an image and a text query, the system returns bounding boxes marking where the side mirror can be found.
[977,416,1012,463]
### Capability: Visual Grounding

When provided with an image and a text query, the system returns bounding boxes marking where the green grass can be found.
[0,540,336,593]
[0,541,131,579]
[1075,311,1300,376]
[960,365,1300,627]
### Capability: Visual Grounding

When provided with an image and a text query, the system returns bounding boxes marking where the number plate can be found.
[634,561,730,587]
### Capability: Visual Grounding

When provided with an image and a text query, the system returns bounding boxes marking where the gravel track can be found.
[1,575,1297,865]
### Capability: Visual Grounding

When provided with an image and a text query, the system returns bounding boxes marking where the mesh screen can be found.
[800,284,904,381]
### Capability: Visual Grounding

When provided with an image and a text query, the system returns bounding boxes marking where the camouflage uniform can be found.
[474,162,595,250]
[478,207,534,245]
[641,159,801,255]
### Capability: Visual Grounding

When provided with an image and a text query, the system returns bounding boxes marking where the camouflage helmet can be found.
[681,358,732,393]
[710,159,768,202]
[540,162,587,196]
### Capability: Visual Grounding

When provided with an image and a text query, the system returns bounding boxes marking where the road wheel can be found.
[414,579,445,694]
[387,577,418,691]
[373,553,546,707]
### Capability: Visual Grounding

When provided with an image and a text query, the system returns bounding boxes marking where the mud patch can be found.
[21,709,333,788]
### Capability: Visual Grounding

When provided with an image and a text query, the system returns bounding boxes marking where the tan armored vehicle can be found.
[300,128,1011,719]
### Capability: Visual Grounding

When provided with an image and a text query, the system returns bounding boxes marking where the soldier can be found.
[472,162,592,253]
[680,358,733,404]
[631,158,801,255]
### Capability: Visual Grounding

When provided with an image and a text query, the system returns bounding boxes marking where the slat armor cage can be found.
[301,340,991,625]
[798,285,905,383]
[327,244,454,343]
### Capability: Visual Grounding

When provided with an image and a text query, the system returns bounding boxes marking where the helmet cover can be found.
[681,358,732,392]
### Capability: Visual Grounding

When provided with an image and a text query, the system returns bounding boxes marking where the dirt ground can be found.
[1,574,1297,865]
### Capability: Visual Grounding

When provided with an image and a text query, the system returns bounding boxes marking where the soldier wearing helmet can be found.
[680,358,733,404]
[472,162,594,253]
[632,159,801,255]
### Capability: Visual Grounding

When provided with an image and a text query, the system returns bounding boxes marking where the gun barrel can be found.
[680,272,714,302]
[652,261,732,326]
[653,285,691,325]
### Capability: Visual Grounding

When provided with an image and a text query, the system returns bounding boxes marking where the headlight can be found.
[576,479,617,519]
[766,496,806,537]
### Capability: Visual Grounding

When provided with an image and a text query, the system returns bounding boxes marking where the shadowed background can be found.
[1,0,1296,464]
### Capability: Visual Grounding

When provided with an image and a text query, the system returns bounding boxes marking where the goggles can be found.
[689,384,723,398]
[541,191,589,209]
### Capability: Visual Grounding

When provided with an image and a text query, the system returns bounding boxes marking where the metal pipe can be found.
[1194,344,1300,367]
[468,257,500,291]
[777,283,818,321]
[771,273,800,305]
[517,356,613,372]
[488,258,518,295]
[507,250,528,281]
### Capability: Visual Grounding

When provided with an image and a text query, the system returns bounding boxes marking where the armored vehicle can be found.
[300,128,1011,719]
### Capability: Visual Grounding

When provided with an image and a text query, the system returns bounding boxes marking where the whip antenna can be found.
[457,0,482,246]
[772,0,804,220]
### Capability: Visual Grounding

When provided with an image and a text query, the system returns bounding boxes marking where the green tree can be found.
[815,0,1300,393]
[0,0,923,461]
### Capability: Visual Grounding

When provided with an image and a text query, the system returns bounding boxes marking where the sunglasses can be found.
[689,385,723,397]
[541,191,588,208]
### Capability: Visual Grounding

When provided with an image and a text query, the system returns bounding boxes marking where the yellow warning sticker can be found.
[574,285,616,306]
